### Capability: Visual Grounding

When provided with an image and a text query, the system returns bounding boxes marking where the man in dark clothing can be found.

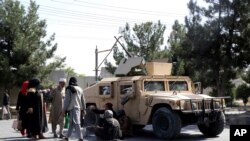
[92,102,118,128]
[94,110,122,141]
[2,90,11,119]
[26,78,48,139]
[3,90,9,106]
[117,110,133,138]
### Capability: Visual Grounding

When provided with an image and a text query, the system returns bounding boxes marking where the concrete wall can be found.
[48,70,67,85]
[0,70,96,107]
[48,70,96,89]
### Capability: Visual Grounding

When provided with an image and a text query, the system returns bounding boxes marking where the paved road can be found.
[0,119,229,141]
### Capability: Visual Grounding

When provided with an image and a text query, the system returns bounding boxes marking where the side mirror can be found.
[194,82,201,94]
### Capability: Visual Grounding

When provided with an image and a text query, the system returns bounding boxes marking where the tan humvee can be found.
[84,57,227,139]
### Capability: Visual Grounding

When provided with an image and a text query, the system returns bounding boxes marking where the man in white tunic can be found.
[63,77,86,141]
[50,78,66,138]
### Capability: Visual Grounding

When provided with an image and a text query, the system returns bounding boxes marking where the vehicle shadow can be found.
[130,124,223,141]
[0,136,59,141]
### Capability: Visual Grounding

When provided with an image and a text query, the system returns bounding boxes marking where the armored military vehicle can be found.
[84,57,227,139]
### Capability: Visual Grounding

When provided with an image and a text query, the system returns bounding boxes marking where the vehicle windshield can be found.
[169,81,188,91]
[144,81,165,91]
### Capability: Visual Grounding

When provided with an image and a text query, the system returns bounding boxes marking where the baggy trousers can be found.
[67,108,83,140]
[51,114,64,135]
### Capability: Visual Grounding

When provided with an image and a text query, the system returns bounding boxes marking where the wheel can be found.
[84,105,98,126]
[152,107,181,139]
[198,111,225,137]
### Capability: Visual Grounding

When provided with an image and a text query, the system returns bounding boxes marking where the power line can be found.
[38,9,140,24]
[49,0,186,17]
[37,4,174,23]
[55,35,114,40]
[22,2,172,26]
[40,14,170,27]
[20,0,175,39]
[36,8,174,29]
[45,20,121,28]
[21,0,186,17]
[21,1,182,28]
[44,17,172,31]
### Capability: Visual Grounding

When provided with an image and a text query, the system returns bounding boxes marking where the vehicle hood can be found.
[147,92,213,101]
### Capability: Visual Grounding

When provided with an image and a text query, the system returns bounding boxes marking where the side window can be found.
[169,81,188,91]
[120,85,133,95]
[99,86,111,95]
[144,81,165,91]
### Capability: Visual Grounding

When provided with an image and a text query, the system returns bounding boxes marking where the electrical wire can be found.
[19,0,179,40]
[41,0,186,17]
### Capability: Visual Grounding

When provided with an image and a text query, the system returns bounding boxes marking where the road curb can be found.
[225,111,250,125]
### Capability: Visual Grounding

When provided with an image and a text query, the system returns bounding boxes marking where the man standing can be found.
[50,78,66,138]
[2,90,11,120]
[63,77,86,141]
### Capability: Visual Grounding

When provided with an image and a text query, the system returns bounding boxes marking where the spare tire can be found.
[152,107,181,139]
[198,111,225,137]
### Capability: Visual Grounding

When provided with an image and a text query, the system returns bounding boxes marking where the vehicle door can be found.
[118,81,139,121]
[97,82,116,109]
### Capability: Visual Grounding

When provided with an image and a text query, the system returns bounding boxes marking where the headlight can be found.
[176,100,185,110]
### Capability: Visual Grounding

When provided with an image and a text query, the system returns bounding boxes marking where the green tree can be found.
[105,21,168,74]
[122,21,166,61]
[64,66,77,80]
[174,0,250,96]
[236,84,250,107]
[0,0,65,89]
[241,69,250,84]
[168,20,191,76]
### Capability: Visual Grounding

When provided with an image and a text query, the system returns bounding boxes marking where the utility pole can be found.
[95,46,98,81]
[94,36,123,82]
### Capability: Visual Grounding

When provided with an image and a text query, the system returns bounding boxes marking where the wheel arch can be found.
[86,103,96,108]
[148,103,173,124]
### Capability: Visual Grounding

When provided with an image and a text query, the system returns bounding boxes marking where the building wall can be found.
[48,70,96,89]
[48,70,67,85]
[0,70,96,107]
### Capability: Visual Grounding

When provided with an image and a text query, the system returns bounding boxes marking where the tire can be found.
[198,111,225,137]
[152,107,181,139]
[84,106,98,126]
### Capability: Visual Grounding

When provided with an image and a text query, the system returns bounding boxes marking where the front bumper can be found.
[178,96,231,113]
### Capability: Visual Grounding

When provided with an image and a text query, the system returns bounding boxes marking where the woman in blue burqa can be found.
[26,78,48,139]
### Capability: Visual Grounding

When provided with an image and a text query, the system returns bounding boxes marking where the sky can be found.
[19,0,190,76]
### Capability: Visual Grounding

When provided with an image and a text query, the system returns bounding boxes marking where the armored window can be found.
[120,85,133,95]
[169,81,188,91]
[99,86,111,95]
[144,81,165,91]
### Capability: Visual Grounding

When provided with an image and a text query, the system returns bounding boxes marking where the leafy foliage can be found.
[105,21,169,74]
[169,0,250,96]
[168,20,192,76]
[122,21,166,61]
[0,0,65,88]
[241,69,250,84]
[236,84,250,106]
